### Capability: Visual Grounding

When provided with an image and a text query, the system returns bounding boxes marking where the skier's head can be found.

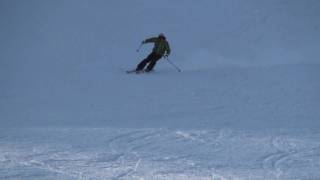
[158,33,166,40]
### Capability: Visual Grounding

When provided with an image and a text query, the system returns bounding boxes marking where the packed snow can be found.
[1,128,320,179]
[1,0,320,179]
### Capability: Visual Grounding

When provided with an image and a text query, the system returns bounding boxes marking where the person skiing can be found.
[134,33,171,73]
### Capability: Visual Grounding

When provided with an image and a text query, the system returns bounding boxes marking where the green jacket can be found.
[143,37,171,56]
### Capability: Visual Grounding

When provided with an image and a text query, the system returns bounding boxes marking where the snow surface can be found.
[1,128,320,179]
[1,0,320,179]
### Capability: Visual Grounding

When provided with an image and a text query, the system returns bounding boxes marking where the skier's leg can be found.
[136,59,148,71]
[136,53,154,71]
[145,54,162,72]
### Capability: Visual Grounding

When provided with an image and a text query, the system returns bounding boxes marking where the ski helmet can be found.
[158,33,166,39]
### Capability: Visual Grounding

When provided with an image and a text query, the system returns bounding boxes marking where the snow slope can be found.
[1,128,320,179]
[1,64,320,179]
[1,0,320,179]
[1,0,320,126]
[2,64,320,129]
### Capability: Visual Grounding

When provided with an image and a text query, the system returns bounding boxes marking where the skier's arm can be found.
[142,37,157,44]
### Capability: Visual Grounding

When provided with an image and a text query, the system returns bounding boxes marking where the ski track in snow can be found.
[261,135,320,179]
[1,128,320,180]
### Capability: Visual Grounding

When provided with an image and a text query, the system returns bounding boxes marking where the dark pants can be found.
[136,52,162,71]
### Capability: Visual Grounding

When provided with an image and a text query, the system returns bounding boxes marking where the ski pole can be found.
[136,43,143,52]
[166,58,182,72]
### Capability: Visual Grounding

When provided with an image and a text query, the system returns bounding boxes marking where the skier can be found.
[134,33,171,73]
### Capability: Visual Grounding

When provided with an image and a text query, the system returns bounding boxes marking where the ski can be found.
[126,70,144,74]
[126,70,154,74]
